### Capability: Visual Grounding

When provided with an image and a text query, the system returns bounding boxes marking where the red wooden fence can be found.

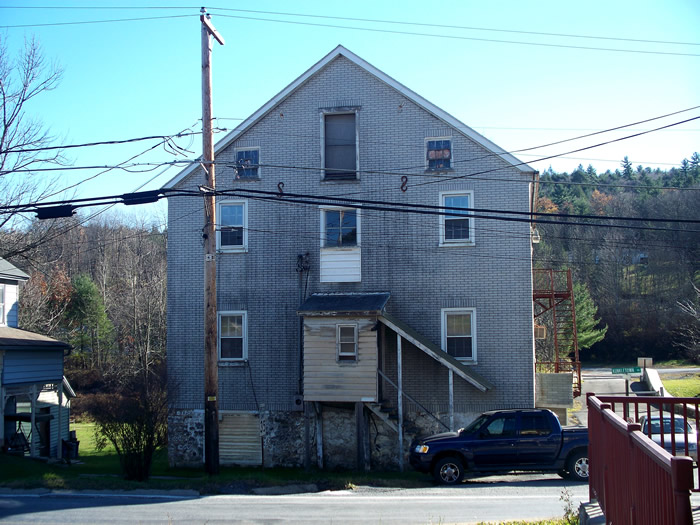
[588,394,694,525]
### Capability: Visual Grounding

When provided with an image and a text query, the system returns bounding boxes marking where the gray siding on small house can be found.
[166,52,535,440]
[2,350,63,385]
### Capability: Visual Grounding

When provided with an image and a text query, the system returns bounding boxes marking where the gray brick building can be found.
[163,46,538,470]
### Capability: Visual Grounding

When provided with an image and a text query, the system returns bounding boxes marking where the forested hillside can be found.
[534,154,700,362]
[4,215,167,384]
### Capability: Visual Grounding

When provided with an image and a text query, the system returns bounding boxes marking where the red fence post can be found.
[671,457,694,525]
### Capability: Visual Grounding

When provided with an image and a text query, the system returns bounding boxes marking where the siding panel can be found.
[303,317,377,402]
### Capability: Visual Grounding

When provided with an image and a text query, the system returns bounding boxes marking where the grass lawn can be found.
[0,422,428,493]
[659,373,700,398]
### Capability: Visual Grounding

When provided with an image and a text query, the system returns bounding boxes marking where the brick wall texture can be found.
[167,51,536,466]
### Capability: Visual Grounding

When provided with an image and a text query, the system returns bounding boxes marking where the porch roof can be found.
[297,292,391,316]
[0,327,71,352]
[378,313,493,392]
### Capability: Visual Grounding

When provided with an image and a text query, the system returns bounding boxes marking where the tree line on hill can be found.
[534,154,700,363]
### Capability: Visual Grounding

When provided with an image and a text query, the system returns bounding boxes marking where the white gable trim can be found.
[163,45,534,190]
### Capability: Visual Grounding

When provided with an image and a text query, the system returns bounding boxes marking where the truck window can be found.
[482,415,517,438]
[520,414,552,436]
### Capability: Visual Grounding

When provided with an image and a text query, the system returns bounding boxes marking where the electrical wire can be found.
[213,13,700,57]
[0,13,195,29]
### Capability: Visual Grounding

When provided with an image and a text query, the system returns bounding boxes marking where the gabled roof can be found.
[0,257,29,282]
[163,45,535,190]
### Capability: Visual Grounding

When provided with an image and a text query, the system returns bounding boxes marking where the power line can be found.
[0,131,202,155]
[213,13,700,57]
[0,13,195,29]
[3,7,698,57]
[207,7,700,48]
[5,5,699,48]
[412,115,700,188]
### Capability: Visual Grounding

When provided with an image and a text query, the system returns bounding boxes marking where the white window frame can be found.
[217,200,248,253]
[425,137,453,171]
[320,110,359,181]
[441,308,477,363]
[320,206,361,249]
[233,147,261,180]
[336,323,358,362]
[439,190,475,247]
[218,311,247,361]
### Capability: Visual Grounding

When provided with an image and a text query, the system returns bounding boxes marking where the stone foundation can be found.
[260,411,307,468]
[168,409,204,467]
[167,405,482,470]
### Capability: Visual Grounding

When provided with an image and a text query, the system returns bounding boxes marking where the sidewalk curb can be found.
[0,488,200,499]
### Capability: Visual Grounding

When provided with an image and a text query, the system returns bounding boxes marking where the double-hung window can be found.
[440,191,474,246]
[323,208,358,248]
[219,311,247,361]
[217,201,247,252]
[234,148,260,179]
[426,138,452,171]
[337,324,358,362]
[320,207,361,282]
[442,308,476,362]
[323,112,357,180]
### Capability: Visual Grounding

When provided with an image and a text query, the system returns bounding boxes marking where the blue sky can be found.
[1,1,699,221]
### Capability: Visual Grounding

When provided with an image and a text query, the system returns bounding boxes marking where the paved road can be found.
[0,478,589,525]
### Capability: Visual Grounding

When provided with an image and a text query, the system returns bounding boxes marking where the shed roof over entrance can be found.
[297,292,390,316]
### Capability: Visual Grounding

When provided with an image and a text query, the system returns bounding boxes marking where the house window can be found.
[324,113,357,180]
[319,207,361,282]
[217,201,247,252]
[440,191,474,245]
[322,208,358,248]
[337,324,358,362]
[234,148,260,179]
[426,138,452,171]
[219,311,247,360]
[442,308,476,361]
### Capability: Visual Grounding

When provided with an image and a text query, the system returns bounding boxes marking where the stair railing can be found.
[377,369,450,431]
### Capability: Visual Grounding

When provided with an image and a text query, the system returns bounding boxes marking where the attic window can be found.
[426,138,452,171]
[235,148,260,179]
[324,113,358,180]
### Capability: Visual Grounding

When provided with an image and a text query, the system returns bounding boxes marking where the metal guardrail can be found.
[588,394,694,525]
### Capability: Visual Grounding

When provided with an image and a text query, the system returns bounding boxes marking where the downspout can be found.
[296,253,310,395]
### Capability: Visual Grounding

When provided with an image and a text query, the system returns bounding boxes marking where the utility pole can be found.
[201,7,225,476]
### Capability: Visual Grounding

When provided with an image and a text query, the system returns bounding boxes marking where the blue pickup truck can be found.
[409,408,589,484]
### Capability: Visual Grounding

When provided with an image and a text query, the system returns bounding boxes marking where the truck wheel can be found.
[557,469,568,479]
[566,451,589,482]
[433,456,465,485]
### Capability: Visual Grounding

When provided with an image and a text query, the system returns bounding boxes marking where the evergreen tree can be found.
[574,281,607,350]
[66,274,114,369]
[621,156,634,181]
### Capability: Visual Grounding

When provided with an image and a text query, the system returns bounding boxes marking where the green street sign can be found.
[611,367,641,375]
